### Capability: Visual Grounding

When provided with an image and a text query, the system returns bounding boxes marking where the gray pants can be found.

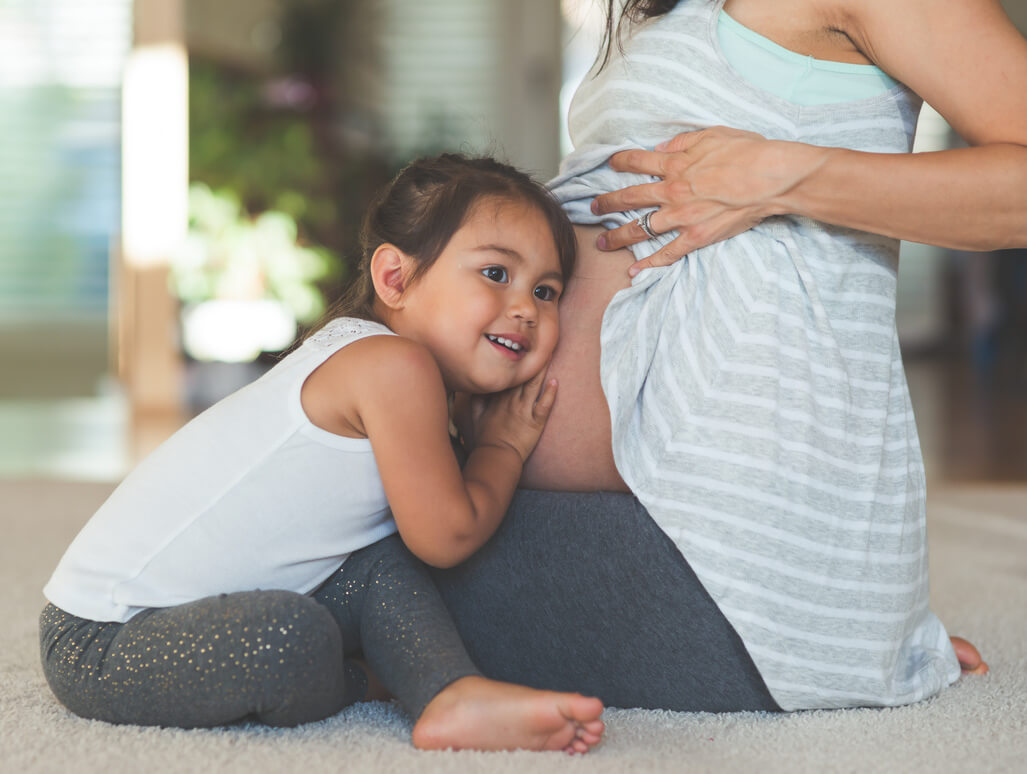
[39,535,479,728]
[433,490,780,713]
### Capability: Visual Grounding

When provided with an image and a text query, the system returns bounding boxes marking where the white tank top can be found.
[44,318,399,623]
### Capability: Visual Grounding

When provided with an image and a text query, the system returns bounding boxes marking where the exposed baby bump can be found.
[520,226,633,493]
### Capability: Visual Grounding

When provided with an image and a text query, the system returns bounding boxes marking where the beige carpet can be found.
[2,479,1024,773]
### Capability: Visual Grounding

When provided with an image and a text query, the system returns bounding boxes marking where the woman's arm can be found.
[782,0,1027,245]
[309,336,556,568]
[592,0,1027,273]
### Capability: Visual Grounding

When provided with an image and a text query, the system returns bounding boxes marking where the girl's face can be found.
[394,198,565,394]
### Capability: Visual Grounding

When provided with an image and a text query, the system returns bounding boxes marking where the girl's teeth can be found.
[488,335,522,351]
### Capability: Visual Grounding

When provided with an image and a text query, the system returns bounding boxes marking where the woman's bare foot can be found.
[411,676,605,754]
[950,636,989,675]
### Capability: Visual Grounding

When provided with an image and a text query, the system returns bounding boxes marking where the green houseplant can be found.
[170,182,341,363]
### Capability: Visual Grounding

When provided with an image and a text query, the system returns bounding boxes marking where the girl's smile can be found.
[485,333,528,357]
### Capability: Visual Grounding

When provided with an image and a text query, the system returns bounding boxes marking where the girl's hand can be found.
[590,126,830,275]
[472,368,558,463]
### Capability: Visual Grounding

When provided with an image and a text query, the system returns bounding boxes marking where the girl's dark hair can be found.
[598,0,681,72]
[314,153,576,328]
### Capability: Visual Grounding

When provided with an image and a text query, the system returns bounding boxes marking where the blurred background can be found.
[0,0,1024,484]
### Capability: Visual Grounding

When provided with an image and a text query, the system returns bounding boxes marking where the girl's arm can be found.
[591,0,1027,273]
[311,335,556,568]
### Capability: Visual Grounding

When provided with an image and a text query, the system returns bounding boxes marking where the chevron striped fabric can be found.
[548,0,960,710]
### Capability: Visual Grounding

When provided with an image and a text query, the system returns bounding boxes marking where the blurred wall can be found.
[370,0,562,177]
[185,0,563,179]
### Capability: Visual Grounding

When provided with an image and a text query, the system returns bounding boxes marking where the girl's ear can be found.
[370,244,412,310]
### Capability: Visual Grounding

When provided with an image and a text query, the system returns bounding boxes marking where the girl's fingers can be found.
[518,364,549,400]
[532,378,558,421]
[470,394,487,423]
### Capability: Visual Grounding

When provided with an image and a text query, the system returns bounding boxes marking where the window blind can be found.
[0,0,131,323]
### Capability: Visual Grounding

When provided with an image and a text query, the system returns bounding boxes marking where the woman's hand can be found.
[590,126,830,275]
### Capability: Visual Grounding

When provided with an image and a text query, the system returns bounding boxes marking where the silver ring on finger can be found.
[636,210,659,239]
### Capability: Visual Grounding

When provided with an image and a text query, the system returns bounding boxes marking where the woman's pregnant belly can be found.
[520,225,633,492]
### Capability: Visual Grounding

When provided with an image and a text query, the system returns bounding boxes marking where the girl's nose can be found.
[509,291,537,326]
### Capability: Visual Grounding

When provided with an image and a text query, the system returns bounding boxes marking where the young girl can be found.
[39,154,605,753]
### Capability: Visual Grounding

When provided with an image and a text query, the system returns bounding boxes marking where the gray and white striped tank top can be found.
[549,0,960,710]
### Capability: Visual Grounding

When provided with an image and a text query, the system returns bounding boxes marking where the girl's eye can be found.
[482,266,508,283]
[534,285,559,301]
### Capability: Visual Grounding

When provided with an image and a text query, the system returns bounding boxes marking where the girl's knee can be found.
[231,590,342,660]
[216,592,349,726]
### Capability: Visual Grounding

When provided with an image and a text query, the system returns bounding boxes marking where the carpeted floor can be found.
[2,479,1024,773]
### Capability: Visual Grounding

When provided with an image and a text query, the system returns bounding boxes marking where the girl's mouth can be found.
[485,334,527,358]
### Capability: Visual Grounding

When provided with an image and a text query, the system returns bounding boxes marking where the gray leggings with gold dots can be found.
[39,534,479,728]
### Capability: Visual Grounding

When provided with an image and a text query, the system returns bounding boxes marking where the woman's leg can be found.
[432,490,781,713]
[39,590,353,728]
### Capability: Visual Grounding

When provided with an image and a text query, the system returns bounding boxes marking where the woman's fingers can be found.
[597,211,664,251]
[627,234,695,276]
[591,180,669,217]
[591,126,776,265]
[626,207,760,276]
[607,147,676,176]
[655,126,738,152]
[605,128,723,176]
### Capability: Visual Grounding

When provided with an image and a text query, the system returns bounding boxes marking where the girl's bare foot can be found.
[411,676,605,753]
[950,636,989,675]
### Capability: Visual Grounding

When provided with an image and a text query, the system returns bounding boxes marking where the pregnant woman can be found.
[434,0,1018,712]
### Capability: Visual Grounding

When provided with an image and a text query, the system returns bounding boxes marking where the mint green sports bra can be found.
[718,11,897,105]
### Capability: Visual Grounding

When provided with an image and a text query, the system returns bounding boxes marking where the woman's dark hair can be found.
[313,153,576,328]
[598,0,681,71]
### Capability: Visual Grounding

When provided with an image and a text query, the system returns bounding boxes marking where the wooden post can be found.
[117,0,187,417]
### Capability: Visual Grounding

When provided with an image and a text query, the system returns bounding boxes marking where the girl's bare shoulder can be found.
[301,334,443,438]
